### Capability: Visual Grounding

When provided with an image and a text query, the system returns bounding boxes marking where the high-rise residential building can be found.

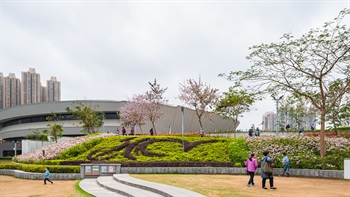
[46,76,61,102]
[0,68,61,109]
[21,68,42,105]
[262,111,276,131]
[2,73,21,109]
[0,72,21,109]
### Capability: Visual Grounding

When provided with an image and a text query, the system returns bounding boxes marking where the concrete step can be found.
[113,174,206,197]
[79,178,126,197]
[97,176,163,197]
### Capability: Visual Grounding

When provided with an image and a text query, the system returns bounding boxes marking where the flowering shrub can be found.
[14,133,116,163]
[245,136,350,170]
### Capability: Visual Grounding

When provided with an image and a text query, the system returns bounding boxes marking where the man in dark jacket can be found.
[260,150,277,190]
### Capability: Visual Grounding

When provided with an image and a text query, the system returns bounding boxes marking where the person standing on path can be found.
[245,153,258,187]
[44,167,53,185]
[260,150,277,190]
[281,152,290,177]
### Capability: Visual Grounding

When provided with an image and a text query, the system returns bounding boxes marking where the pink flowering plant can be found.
[245,135,350,170]
[14,133,116,164]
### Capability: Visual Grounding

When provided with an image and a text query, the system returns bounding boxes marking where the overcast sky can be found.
[0,0,349,130]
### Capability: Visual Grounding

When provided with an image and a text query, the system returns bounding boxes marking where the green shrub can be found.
[0,162,79,173]
[228,138,248,167]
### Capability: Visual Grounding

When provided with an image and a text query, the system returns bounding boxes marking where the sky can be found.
[0,0,349,131]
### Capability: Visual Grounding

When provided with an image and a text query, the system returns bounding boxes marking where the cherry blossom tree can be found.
[143,79,168,135]
[120,94,146,134]
[178,77,219,135]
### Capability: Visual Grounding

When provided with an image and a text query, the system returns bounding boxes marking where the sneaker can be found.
[247,184,251,187]
[251,183,255,186]
[262,187,268,190]
[270,187,277,190]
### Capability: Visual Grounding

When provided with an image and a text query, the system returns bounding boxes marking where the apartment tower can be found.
[46,76,61,102]
[0,73,21,109]
[21,68,42,105]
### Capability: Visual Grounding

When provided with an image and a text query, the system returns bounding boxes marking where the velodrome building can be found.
[0,100,234,156]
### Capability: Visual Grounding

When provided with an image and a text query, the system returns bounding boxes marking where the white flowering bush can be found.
[14,133,116,164]
[245,135,350,170]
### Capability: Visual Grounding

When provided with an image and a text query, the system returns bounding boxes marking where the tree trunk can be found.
[320,109,326,158]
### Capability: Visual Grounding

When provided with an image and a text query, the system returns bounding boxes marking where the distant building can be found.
[0,73,21,109]
[262,111,276,131]
[0,68,61,109]
[46,76,61,102]
[21,68,42,105]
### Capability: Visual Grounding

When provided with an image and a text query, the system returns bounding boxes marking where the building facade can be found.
[0,68,61,109]
[21,68,42,105]
[262,111,276,131]
[46,76,61,102]
[0,73,21,110]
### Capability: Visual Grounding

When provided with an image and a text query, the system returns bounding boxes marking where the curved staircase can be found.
[79,174,206,197]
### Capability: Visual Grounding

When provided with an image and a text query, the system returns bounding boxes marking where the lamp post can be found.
[181,106,185,151]
[272,95,284,137]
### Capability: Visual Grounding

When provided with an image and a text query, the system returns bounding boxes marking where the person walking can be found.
[122,127,126,136]
[44,167,53,185]
[281,152,290,177]
[255,127,260,136]
[260,150,277,190]
[150,128,154,136]
[245,153,258,187]
[248,127,254,137]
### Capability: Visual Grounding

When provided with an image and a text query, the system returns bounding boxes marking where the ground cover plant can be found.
[244,136,350,170]
[10,133,350,172]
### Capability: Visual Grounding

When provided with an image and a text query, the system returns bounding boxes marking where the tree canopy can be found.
[65,102,104,134]
[220,9,350,157]
[178,77,219,133]
[216,87,257,137]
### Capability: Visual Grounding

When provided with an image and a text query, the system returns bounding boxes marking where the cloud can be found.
[1,1,348,130]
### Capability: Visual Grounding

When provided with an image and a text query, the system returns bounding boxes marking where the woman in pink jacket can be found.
[245,153,258,187]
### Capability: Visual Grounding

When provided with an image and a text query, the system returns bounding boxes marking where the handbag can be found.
[245,169,249,175]
[262,159,273,174]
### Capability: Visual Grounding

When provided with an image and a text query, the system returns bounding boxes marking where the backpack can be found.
[262,158,273,174]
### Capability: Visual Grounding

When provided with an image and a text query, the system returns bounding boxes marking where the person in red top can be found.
[245,153,258,187]
[130,128,135,135]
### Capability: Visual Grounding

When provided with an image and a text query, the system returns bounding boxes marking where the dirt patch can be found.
[1,174,349,197]
[0,175,85,197]
[131,174,350,197]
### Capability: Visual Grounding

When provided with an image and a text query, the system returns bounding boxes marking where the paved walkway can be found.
[79,174,206,197]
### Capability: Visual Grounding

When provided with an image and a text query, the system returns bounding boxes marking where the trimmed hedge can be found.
[0,162,80,173]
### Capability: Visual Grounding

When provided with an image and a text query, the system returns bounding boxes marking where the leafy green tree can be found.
[221,9,350,157]
[325,80,350,133]
[42,112,64,143]
[65,102,104,134]
[25,129,48,141]
[216,87,257,138]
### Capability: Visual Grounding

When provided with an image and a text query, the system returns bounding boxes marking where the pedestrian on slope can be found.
[245,153,258,187]
[44,167,53,185]
[281,152,290,177]
[150,128,154,136]
[260,150,277,190]
[122,127,126,136]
